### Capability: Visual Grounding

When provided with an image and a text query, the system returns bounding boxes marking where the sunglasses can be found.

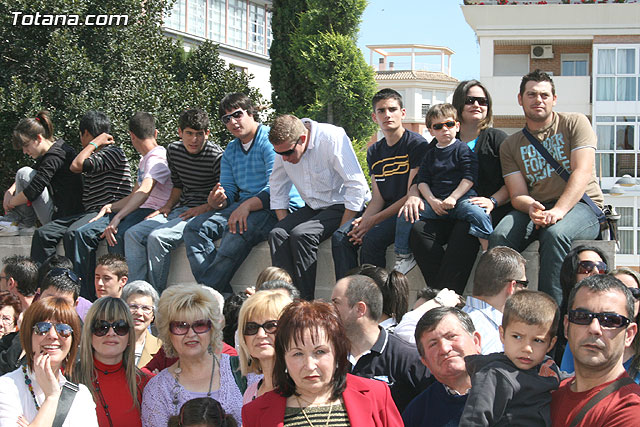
[92,320,130,337]
[431,121,457,131]
[513,279,529,289]
[628,287,640,300]
[221,110,244,124]
[33,321,73,338]
[464,96,489,106]
[46,267,80,285]
[243,320,278,336]
[169,319,212,335]
[577,260,608,275]
[568,310,631,328]
[274,138,300,156]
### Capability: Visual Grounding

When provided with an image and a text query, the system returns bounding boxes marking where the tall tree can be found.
[270,0,377,142]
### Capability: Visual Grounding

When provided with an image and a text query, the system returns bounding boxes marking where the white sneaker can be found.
[19,226,36,236]
[0,221,20,236]
[394,253,416,275]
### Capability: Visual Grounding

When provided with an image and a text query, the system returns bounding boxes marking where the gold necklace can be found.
[295,396,334,427]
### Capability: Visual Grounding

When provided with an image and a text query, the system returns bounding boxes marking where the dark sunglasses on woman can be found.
[92,320,130,337]
[169,319,212,335]
[577,260,607,275]
[33,321,74,338]
[464,96,488,106]
[243,320,278,336]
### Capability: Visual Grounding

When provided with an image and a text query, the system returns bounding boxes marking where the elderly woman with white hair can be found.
[121,280,161,367]
[141,284,244,426]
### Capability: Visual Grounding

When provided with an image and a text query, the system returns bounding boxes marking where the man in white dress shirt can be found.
[462,246,527,354]
[268,115,370,300]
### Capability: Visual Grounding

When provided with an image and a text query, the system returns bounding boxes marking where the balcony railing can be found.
[464,0,636,4]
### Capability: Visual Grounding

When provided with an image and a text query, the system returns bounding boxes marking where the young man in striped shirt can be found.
[124,109,224,291]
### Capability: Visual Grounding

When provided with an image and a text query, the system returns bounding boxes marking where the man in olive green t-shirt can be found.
[489,69,603,305]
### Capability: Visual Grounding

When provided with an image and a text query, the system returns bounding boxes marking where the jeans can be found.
[395,192,492,254]
[489,201,600,304]
[183,203,276,296]
[9,167,53,226]
[269,205,345,300]
[331,214,396,280]
[30,212,93,264]
[124,206,191,292]
[71,208,153,300]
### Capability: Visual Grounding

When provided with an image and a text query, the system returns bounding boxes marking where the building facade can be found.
[463,0,640,267]
[163,0,273,101]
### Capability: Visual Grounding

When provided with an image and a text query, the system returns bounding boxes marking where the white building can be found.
[463,0,640,267]
[163,0,273,101]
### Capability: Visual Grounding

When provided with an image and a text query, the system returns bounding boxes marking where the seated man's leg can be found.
[288,204,345,300]
[145,207,190,292]
[331,221,358,280]
[62,212,100,257]
[204,209,277,296]
[538,202,600,304]
[360,215,397,269]
[10,167,45,226]
[488,209,537,252]
[269,206,318,288]
[451,199,493,240]
[30,215,81,264]
[124,213,170,284]
[395,201,440,255]
[72,216,110,300]
[183,205,234,283]
[107,208,154,256]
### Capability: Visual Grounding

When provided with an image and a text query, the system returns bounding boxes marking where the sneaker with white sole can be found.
[394,253,416,275]
[0,221,20,237]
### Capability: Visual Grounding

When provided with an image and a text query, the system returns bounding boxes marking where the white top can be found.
[394,302,435,345]
[0,367,98,427]
[462,296,504,355]
[269,118,370,211]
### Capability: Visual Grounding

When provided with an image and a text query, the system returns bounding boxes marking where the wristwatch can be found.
[489,197,498,208]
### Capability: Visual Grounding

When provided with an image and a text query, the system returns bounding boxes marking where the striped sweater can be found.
[81,144,132,212]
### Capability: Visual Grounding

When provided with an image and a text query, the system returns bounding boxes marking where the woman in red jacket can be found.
[242,300,404,427]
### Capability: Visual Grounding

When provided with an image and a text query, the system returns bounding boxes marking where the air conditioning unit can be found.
[531,45,553,59]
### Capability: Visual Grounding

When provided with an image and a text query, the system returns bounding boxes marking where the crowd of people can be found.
[0,68,638,426]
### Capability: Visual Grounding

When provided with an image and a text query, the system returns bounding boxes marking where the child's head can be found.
[500,290,559,370]
[95,254,128,299]
[168,397,237,427]
[425,103,459,144]
[255,266,292,288]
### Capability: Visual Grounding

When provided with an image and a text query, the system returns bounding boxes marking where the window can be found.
[561,54,588,76]
[249,2,265,54]
[166,0,186,32]
[208,0,225,43]
[596,47,639,102]
[595,116,639,178]
[493,54,529,76]
[187,0,206,37]
[421,104,431,117]
[228,0,247,49]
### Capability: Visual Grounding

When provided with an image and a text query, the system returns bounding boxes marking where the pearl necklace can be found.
[22,366,40,410]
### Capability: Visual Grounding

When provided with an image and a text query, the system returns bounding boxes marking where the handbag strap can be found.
[52,381,79,427]
[521,127,605,223]
[568,375,635,427]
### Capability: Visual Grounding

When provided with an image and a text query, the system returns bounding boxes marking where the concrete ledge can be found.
[0,235,615,302]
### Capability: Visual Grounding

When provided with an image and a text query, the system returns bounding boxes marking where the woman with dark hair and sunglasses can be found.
[76,297,150,427]
[237,290,292,404]
[141,284,244,427]
[403,80,511,294]
[0,297,97,426]
[242,300,402,427]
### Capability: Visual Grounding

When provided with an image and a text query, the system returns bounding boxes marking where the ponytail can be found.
[12,110,54,149]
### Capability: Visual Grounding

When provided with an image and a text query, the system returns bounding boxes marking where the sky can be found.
[356,0,480,81]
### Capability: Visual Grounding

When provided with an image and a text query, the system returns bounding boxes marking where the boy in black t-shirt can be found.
[394,103,492,273]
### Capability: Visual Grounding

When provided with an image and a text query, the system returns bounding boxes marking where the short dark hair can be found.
[258,280,300,300]
[273,301,349,400]
[414,307,475,358]
[346,265,408,322]
[2,255,38,297]
[129,112,156,139]
[37,255,73,288]
[179,109,210,131]
[79,111,111,138]
[473,246,526,297]
[519,69,555,96]
[168,397,237,427]
[222,292,248,348]
[343,275,383,321]
[560,245,609,309]
[0,290,22,323]
[451,80,493,130]
[219,93,257,120]
[568,274,635,319]
[502,290,559,338]
[372,88,403,110]
[96,253,128,280]
[425,103,457,128]
[40,268,81,302]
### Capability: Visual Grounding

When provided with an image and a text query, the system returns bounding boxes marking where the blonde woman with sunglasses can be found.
[0,297,97,427]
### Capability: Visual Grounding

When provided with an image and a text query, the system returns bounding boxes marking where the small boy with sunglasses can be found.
[460,290,564,426]
[394,103,493,273]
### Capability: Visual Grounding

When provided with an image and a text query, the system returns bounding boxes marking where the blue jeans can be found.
[489,201,600,304]
[71,208,153,300]
[124,206,190,292]
[183,202,277,296]
[395,193,492,254]
[331,214,396,280]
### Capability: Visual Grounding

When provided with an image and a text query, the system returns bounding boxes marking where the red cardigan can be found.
[241,374,404,427]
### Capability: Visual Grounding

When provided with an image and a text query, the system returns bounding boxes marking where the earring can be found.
[284,368,288,374]
[208,344,214,355]
[248,358,252,367]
